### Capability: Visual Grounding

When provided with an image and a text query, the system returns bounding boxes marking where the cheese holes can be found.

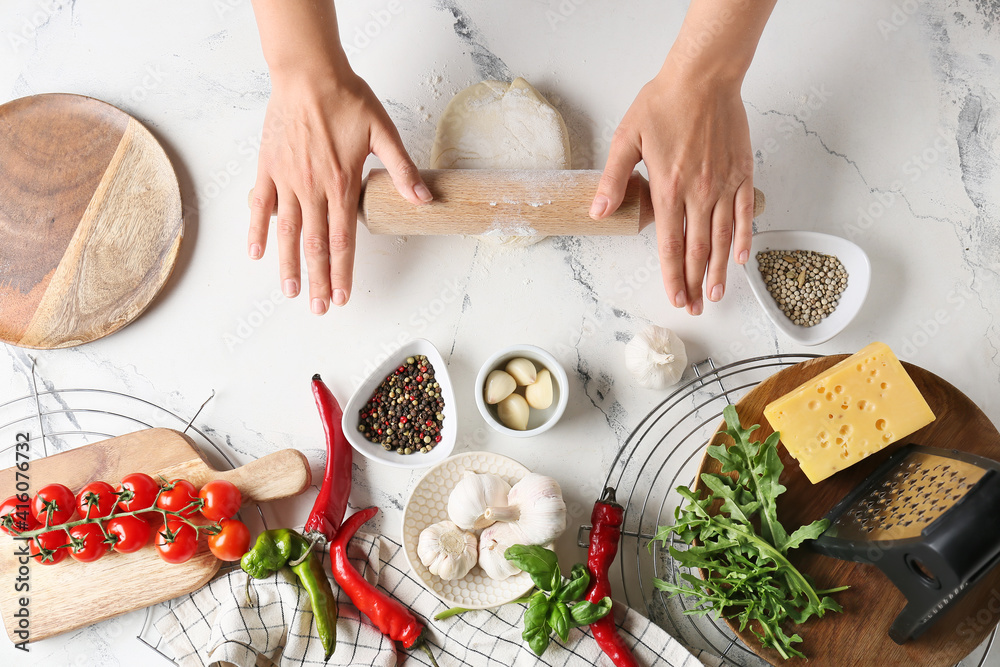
[875,419,887,431]
[834,385,843,394]
[858,399,868,410]
[808,400,820,410]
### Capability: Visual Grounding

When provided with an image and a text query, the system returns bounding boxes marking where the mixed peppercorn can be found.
[358,355,445,455]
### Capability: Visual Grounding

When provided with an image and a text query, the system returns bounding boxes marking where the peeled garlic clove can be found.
[497,393,530,430]
[525,369,553,409]
[484,370,517,405]
[505,358,537,386]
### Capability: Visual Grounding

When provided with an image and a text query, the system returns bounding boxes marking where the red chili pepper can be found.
[330,506,439,666]
[304,375,353,542]
[585,487,640,667]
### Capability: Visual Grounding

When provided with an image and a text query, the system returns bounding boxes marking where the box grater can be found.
[809,444,1000,644]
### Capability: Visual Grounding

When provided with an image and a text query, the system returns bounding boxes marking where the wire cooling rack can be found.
[590,354,998,667]
[0,360,266,665]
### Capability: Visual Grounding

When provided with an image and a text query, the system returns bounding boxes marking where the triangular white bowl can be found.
[742,230,871,346]
[342,338,457,469]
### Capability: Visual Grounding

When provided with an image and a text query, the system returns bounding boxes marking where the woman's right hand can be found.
[248,0,430,314]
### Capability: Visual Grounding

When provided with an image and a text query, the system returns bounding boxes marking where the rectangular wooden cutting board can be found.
[0,428,310,643]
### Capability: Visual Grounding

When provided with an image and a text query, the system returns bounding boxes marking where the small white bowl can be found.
[342,338,457,469]
[474,344,569,437]
[743,230,871,346]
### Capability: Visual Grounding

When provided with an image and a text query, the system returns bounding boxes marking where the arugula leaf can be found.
[651,405,847,661]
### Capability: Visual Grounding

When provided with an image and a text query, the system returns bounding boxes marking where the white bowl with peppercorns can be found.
[743,230,871,346]
[342,338,457,469]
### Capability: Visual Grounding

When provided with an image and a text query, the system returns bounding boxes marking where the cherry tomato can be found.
[156,479,200,519]
[116,473,160,516]
[0,494,38,535]
[198,480,241,522]
[207,518,250,561]
[68,523,108,563]
[106,515,152,554]
[76,481,118,519]
[29,530,69,565]
[32,484,76,526]
[155,519,198,564]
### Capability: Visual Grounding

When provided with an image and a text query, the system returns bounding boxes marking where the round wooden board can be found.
[697,356,1000,666]
[0,93,182,349]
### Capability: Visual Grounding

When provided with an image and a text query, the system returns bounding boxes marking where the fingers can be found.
[327,194,358,309]
[733,178,755,265]
[705,198,736,305]
[372,119,432,204]
[275,188,302,300]
[592,131,642,218]
[248,175,276,260]
[651,188,688,310]
[682,201,713,316]
[301,197,332,315]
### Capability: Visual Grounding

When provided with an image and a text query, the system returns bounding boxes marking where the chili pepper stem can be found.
[417,640,440,667]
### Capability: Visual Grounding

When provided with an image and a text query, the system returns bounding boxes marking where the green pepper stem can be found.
[433,595,534,620]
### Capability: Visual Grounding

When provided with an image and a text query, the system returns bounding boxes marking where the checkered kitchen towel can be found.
[155,531,708,667]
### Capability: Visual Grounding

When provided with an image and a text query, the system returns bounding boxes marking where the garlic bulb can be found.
[447,471,511,530]
[417,520,478,580]
[624,325,687,389]
[484,473,566,546]
[479,522,523,581]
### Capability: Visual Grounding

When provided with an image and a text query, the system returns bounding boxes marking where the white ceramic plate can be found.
[742,230,871,346]
[401,451,535,608]
[342,338,457,469]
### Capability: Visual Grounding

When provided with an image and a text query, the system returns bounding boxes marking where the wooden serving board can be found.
[0,428,311,643]
[0,93,183,349]
[697,356,1000,666]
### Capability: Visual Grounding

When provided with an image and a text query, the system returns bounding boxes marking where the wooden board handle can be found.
[214,448,311,503]
[248,169,765,236]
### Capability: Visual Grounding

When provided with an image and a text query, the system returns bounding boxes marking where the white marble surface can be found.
[1,0,999,665]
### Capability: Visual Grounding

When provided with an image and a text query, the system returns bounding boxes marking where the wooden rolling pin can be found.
[250,169,765,236]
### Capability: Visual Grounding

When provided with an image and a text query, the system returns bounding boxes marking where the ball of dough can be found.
[431,78,571,246]
[431,77,571,170]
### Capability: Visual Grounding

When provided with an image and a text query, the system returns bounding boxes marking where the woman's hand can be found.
[591,0,776,315]
[592,60,754,315]
[248,67,430,314]
[248,0,429,314]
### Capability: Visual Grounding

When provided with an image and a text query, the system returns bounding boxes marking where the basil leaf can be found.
[523,591,550,629]
[554,563,589,602]
[524,623,551,656]
[569,597,613,626]
[548,603,571,643]
[506,545,559,591]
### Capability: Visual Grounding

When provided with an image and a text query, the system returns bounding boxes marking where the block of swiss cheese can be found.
[763,342,936,484]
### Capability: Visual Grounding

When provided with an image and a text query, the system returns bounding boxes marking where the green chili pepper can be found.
[241,529,338,660]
